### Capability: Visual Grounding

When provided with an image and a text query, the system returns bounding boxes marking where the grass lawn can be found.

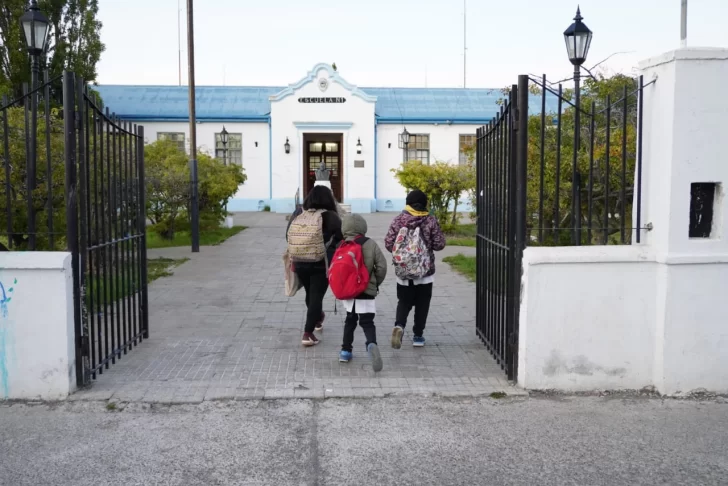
[446,223,477,247]
[148,257,190,283]
[85,257,188,310]
[147,226,246,249]
[443,254,476,281]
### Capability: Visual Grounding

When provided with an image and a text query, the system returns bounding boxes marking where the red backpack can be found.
[328,237,370,300]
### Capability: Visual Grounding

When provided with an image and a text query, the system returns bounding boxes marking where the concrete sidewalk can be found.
[73,213,511,402]
[1,396,727,485]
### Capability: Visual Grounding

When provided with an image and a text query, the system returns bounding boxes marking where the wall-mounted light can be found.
[388,143,391,149]
[356,137,362,155]
[255,141,258,147]
[284,137,291,154]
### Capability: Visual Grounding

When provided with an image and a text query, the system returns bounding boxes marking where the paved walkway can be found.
[72,213,513,402]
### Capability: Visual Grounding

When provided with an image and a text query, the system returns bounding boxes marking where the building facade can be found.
[96,63,505,213]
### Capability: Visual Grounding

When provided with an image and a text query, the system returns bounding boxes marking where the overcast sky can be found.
[95,0,728,89]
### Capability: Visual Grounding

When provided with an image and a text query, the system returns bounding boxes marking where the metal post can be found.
[572,65,581,245]
[511,74,529,382]
[28,55,39,250]
[63,72,83,386]
[187,0,200,252]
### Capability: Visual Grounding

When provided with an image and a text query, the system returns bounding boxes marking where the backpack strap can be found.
[354,236,369,246]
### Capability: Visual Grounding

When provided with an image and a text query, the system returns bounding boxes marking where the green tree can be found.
[0,0,104,98]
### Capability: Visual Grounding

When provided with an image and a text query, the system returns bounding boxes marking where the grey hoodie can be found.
[341,214,388,298]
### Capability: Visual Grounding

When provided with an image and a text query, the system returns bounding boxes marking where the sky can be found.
[95,0,728,89]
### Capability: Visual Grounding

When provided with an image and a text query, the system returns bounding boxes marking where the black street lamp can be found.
[400,127,411,162]
[564,6,593,245]
[356,138,362,155]
[20,0,50,251]
[220,125,229,165]
[284,137,291,154]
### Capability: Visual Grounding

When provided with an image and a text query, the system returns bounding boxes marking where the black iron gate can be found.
[63,72,149,385]
[475,75,528,381]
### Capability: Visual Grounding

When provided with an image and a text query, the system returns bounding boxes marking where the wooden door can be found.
[303,134,343,202]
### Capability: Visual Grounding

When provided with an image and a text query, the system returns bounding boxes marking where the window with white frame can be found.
[459,134,476,165]
[157,132,185,153]
[215,132,242,166]
[405,134,430,164]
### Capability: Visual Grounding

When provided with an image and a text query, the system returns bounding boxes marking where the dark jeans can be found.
[342,302,377,352]
[395,282,433,338]
[296,265,329,334]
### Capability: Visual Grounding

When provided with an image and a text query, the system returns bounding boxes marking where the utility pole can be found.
[187,0,199,252]
[680,0,688,48]
[463,0,467,88]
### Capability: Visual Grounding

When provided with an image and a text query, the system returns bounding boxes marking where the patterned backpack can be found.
[287,209,327,262]
[391,225,431,280]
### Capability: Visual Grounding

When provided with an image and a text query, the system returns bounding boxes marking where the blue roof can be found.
[93,85,560,124]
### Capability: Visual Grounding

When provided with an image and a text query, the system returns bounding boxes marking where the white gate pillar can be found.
[639,48,728,394]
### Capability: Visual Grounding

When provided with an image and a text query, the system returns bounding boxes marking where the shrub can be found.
[145,140,245,240]
[391,160,475,227]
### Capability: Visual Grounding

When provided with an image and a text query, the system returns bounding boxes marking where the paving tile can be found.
[75,213,516,402]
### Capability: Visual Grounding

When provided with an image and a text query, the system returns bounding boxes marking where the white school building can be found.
[96,63,506,214]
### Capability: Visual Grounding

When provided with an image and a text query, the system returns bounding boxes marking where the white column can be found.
[639,48,728,394]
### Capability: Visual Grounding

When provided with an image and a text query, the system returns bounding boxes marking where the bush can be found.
[145,140,245,240]
[391,160,475,227]
[0,106,66,250]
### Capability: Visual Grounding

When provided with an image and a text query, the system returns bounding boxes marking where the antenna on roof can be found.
[463,0,467,88]
[680,0,687,47]
[178,0,182,86]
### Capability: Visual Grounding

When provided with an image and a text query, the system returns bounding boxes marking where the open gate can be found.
[63,72,149,385]
[475,75,528,381]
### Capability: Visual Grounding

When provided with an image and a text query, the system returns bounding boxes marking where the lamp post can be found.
[564,6,592,245]
[20,0,50,251]
[220,125,229,165]
[400,127,411,162]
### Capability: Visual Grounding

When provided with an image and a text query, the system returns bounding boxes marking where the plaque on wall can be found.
[354,160,365,168]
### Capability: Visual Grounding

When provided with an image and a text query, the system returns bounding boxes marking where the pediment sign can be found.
[269,63,376,103]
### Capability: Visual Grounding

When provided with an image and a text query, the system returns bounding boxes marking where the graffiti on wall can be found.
[0,278,17,399]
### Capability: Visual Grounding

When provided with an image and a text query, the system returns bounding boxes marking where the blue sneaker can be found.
[367,343,383,372]
[339,350,352,362]
[413,336,426,347]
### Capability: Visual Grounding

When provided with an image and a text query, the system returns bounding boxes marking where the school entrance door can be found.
[303,133,343,202]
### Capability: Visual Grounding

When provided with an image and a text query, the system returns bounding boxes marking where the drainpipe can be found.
[374,119,378,212]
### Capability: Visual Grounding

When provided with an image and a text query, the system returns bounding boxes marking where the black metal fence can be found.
[63,72,149,384]
[1,71,148,386]
[1,72,64,251]
[475,75,528,381]
[527,74,652,246]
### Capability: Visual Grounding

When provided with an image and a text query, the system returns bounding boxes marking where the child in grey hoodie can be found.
[338,214,387,371]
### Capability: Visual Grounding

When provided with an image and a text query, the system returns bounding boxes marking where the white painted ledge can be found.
[0,252,71,270]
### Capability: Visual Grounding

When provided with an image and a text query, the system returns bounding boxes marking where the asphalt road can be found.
[1,396,727,485]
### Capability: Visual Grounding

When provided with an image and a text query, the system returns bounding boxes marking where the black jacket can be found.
[286,207,343,269]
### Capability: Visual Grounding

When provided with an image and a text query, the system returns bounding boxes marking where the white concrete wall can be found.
[0,252,76,400]
[139,121,270,211]
[518,247,657,391]
[518,49,728,395]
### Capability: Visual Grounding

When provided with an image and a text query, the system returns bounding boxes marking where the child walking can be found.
[385,190,446,348]
[328,214,387,371]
